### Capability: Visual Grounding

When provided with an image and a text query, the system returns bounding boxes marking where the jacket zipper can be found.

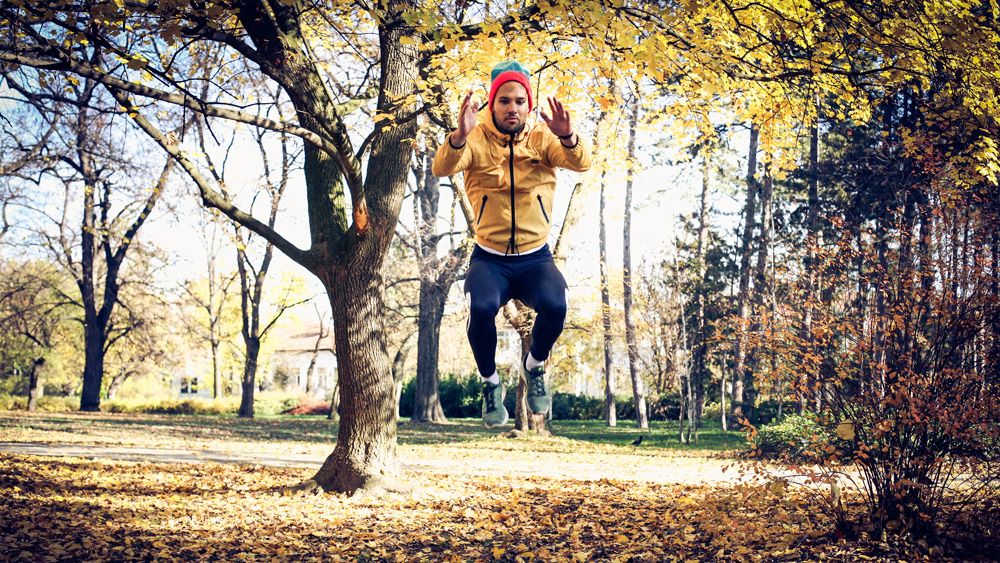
[506,133,517,254]
[537,195,549,223]
[477,195,488,225]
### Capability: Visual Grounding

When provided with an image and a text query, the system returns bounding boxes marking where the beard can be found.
[493,114,525,135]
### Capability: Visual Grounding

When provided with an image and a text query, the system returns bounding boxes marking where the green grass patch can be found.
[0,411,747,454]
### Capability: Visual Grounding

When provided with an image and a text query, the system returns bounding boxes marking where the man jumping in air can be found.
[432,61,592,427]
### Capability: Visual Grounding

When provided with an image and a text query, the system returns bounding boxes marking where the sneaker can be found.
[523,355,551,414]
[481,381,508,427]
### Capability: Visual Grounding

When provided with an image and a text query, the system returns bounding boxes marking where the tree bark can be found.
[392,337,412,421]
[411,281,448,422]
[690,153,710,432]
[731,124,758,423]
[306,10,419,492]
[311,267,400,492]
[27,358,44,412]
[801,121,819,413]
[622,99,648,430]
[746,165,773,422]
[599,170,616,427]
[238,337,260,418]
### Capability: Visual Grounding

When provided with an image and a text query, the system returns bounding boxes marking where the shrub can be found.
[754,400,801,425]
[0,394,78,412]
[551,393,603,420]
[751,414,830,461]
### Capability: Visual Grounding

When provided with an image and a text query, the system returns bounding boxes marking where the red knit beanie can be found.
[488,61,533,112]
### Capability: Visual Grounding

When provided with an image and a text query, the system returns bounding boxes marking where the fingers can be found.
[546,97,570,123]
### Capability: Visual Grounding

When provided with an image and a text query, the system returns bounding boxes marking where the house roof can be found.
[270,324,336,353]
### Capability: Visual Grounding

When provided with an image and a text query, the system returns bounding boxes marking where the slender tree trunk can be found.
[801,121,819,413]
[27,358,44,412]
[211,338,223,399]
[731,125,758,423]
[410,141,461,424]
[305,336,321,396]
[238,337,260,418]
[106,367,128,400]
[411,282,447,422]
[599,171,616,427]
[392,339,411,421]
[622,100,647,430]
[691,154,710,432]
[327,378,341,422]
[746,166,773,422]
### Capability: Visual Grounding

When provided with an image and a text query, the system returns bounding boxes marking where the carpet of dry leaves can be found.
[0,413,996,561]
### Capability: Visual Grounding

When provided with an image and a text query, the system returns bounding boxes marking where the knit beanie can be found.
[488,61,533,112]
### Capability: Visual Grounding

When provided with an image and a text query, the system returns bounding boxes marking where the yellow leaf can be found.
[836,420,856,440]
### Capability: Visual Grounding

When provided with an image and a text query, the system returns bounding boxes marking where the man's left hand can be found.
[540,96,574,141]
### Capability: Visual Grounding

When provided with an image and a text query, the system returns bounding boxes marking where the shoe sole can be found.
[484,407,509,428]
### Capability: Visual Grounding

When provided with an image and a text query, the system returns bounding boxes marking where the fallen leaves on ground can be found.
[2,454,994,562]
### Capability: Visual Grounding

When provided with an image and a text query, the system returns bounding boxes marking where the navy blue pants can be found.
[464,244,568,377]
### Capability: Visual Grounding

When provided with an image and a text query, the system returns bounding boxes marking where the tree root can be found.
[278,473,414,499]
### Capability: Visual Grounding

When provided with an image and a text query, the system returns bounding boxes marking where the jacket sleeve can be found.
[432,133,473,177]
[545,131,592,172]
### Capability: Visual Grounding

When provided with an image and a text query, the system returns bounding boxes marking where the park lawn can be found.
[0,411,745,458]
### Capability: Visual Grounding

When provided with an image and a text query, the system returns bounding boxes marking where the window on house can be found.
[180,377,199,394]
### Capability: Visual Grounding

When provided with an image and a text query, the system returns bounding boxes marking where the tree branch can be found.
[104,85,315,270]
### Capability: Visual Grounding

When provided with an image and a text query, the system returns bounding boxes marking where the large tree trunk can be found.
[311,268,399,492]
[305,11,418,492]
[599,171,616,427]
[411,281,447,422]
[622,99,648,430]
[731,124,758,424]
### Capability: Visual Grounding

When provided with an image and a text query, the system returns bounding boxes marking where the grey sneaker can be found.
[523,356,551,414]
[481,381,508,427]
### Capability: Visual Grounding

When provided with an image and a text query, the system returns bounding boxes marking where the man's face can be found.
[492,81,529,134]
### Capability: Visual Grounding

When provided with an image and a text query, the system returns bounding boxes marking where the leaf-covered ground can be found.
[0,413,996,561]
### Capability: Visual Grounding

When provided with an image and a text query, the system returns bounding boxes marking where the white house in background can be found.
[268,323,338,399]
[174,354,214,399]
[496,327,521,372]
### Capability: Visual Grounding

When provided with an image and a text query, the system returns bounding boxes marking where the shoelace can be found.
[483,385,496,412]
[529,371,546,397]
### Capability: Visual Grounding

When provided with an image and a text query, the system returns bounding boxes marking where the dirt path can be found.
[0,440,756,485]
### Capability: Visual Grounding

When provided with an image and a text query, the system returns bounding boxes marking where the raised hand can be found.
[453,90,479,146]
[540,96,574,140]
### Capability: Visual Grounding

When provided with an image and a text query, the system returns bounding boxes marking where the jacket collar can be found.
[481,111,532,146]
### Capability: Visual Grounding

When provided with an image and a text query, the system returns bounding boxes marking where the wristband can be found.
[448,135,466,149]
[557,132,575,140]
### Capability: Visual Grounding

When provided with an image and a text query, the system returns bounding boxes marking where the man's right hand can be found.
[452,90,478,147]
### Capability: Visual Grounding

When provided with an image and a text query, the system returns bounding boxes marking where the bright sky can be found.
[140,110,748,318]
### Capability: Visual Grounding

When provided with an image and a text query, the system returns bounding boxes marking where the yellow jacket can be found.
[432,114,592,254]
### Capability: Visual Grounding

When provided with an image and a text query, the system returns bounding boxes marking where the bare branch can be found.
[104,85,315,270]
